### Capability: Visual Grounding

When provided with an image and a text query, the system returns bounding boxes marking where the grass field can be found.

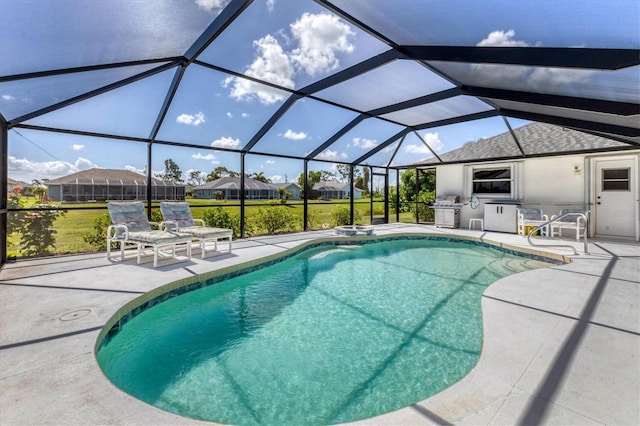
[7,197,417,258]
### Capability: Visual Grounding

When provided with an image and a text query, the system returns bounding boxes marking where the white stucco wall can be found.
[436,155,589,229]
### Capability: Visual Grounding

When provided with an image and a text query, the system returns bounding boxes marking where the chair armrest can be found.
[149,221,162,230]
[193,218,205,226]
[107,224,128,240]
[542,214,549,221]
[162,220,178,231]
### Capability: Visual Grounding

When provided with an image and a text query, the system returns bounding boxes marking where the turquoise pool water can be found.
[97,239,549,425]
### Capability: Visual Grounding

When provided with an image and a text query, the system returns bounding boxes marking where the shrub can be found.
[256,206,296,234]
[8,190,65,257]
[329,206,361,226]
[306,209,320,230]
[83,213,117,251]
[203,207,252,238]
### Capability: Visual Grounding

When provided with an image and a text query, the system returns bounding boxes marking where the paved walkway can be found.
[1,224,638,425]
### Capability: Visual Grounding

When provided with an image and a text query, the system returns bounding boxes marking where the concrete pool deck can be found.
[1,224,638,425]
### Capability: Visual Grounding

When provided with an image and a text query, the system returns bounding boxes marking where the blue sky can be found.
[3,0,637,185]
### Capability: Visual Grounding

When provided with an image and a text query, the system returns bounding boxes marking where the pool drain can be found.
[59,309,92,321]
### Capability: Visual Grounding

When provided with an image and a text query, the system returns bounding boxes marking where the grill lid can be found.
[432,195,463,208]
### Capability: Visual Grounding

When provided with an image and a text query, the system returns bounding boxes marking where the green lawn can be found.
[7,197,416,258]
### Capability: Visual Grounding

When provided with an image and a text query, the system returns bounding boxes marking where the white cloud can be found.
[176,111,206,126]
[405,132,443,154]
[241,112,249,118]
[290,13,355,76]
[192,152,218,161]
[265,159,275,164]
[124,165,145,174]
[8,155,96,182]
[316,150,339,160]
[266,0,275,12]
[352,137,378,149]
[211,136,241,149]
[226,112,233,118]
[473,31,592,88]
[2,94,15,101]
[270,174,283,183]
[224,12,355,103]
[224,34,294,104]
[72,144,85,151]
[283,129,308,140]
[195,0,228,13]
[477,30,530,47]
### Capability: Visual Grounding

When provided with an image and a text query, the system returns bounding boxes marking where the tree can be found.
[297,171,322,199]
[207,166,238,181]
[188,170,205,187]
[320,170,336,182]
[250,171,271,183]
[277,187,292,202]
[31,179,48,201]
[335,164,351,182]
[155,158,183,183]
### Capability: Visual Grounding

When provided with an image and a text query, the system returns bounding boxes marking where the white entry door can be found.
[594,158,637,239]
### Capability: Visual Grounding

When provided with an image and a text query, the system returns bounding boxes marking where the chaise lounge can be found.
[160,201,233,258]
[107,201,193,267]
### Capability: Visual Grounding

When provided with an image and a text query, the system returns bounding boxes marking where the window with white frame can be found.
[466,163,519,198]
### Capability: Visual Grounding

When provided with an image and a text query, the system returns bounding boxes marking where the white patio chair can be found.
[107,201,192,267]
[160,202,233,258]
[550,209,590,241]
[517,208,549,236]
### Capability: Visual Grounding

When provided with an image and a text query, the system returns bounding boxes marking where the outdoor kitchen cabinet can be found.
[484,203,520,233]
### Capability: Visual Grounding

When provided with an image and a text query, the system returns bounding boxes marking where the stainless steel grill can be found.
[431,195,463,228]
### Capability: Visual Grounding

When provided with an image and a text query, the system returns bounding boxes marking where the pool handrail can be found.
[526,212,589,255]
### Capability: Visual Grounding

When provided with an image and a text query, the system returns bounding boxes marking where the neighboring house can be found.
[420,122,639,241]
[45,169,186,202]
[193,177,278,200]
[7,177,30,194]
[313,180,362,200]
[271,182,301,200]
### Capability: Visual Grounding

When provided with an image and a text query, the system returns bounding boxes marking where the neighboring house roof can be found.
[271,182,300,190]
[416,122,628,165]
[45,168,182,186]
[195,176,275,191]
[8,177,30,187]
[314,180,347,191]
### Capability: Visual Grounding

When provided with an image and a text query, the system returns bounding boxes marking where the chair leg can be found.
[153,246,159,268]
[201,239,206,259]
[137,244,143,264]
[229,236,233,253]
[187,242,192,260]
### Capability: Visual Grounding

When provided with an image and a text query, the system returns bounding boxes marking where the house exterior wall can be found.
[436,155,587,229]
[436,151,640,237]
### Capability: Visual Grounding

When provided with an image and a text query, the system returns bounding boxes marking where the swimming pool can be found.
[96,237,556,425]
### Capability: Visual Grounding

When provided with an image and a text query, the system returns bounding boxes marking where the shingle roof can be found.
[196,177,275,191]
[417,122,629,165]
[45,168,179,185]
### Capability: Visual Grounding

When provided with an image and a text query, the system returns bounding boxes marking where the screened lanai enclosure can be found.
[1,0,638,265]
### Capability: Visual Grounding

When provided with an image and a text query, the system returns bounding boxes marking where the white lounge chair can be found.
[107,201,193,267]
[517,208,549,236]
[160,202,233,258]
[550,209,590,241]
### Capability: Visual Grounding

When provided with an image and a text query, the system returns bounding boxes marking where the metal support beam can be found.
[303,161,308,231]
[146,142,153,219]
[400,46,640,70]
[306,114,367,160]
[349,165,354,225]
[502,116,526,157]
[0,114,7,266]
[463,85,640,116]
[240,153,246,237]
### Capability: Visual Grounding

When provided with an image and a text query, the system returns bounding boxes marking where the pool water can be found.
[97,239,549,425]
